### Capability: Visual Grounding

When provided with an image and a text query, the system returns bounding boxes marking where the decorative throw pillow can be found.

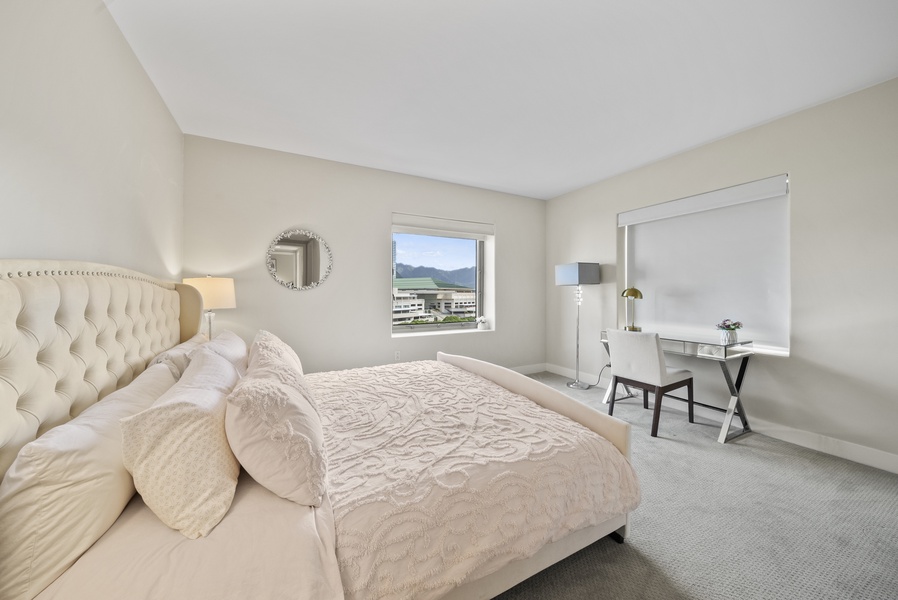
[121,348,240,539]
[148,333,206,378]
[248,329,304,375]
[0,364,177,600]
[225,330,326,507]
[226,378,327,507]
[191,329,248,375]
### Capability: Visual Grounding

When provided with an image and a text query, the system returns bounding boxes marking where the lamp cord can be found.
[586,340,612,388]
[588,362,610,388]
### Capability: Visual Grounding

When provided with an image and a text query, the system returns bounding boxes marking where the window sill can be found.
[391,327,492,339]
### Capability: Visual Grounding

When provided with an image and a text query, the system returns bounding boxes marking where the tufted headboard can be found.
[0,260,203,480]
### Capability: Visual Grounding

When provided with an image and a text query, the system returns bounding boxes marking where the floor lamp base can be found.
[567,380,592,390]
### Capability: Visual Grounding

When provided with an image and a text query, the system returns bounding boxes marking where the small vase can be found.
[720,329,737,345]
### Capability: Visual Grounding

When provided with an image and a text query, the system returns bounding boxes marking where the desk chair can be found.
[606,329,694,437]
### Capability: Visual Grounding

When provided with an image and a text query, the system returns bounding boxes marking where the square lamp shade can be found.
[183,276,237,311]
[555,263,601,286]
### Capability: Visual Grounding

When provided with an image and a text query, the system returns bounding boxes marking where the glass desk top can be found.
[600,331,754,362]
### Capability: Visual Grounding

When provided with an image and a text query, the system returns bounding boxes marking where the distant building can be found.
[392,289,431,325]
[392,277,476,325]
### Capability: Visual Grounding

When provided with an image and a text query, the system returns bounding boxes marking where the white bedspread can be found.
[306,361,640,600]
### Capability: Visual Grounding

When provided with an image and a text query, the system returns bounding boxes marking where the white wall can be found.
[183,136,546,374]
[547,78,898,470]
[0,0,183,278]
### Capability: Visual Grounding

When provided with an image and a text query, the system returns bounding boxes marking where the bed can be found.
[0,260,640,600]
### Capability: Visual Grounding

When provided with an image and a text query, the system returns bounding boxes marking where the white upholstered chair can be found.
[606,329,694,437]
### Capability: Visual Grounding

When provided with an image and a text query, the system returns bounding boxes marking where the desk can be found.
[600,331,753,443]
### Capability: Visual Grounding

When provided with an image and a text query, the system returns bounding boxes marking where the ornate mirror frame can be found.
[266,228,333,290]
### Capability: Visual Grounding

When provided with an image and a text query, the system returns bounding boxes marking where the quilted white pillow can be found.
[225,330,326,507]
[0,364,178,600]
[122,348,241,539]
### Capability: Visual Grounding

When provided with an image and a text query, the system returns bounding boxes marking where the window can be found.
[391,214,494,335]
[619,174,790,355]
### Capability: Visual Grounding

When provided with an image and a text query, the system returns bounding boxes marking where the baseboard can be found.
[544,363,604,386]
[543,365,898,476]
[748,417,898,475]
[511,363,548,376]
[664,403,898,476]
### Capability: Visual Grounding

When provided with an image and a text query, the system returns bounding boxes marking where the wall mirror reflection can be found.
[267,228,333,290]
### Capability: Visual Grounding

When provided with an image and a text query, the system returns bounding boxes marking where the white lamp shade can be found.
[183,276,237,310]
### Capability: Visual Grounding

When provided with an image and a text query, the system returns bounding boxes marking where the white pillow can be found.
[0,364,177,600]
[225,331,326,507]
[248,329,304,375]
[226,379,327,507]
[121,348,240,539]
[192,330,248,375]
[148,333,206,378]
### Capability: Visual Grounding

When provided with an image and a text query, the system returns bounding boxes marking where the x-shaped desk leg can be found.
[718,356,751,443]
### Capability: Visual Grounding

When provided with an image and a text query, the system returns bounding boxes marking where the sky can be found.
[393,233,476,271]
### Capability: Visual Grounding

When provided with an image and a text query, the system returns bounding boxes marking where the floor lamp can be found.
[182,275,237,339]
[555,262,601,390]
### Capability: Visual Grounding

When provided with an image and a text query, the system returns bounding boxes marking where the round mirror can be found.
[267,228,333,290]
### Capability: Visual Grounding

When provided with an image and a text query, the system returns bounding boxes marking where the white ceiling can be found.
[105,0,898,200]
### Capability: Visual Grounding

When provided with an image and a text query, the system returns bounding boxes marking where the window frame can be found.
[391,214,494,336]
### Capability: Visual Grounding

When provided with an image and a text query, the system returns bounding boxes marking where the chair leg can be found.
[608,376,617,416]
[643,389,649,410]
[651,386,663,437]
[687,379,695,423]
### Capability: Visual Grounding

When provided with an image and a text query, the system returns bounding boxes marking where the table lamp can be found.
[555,262,601,390]
[182,275,236,338]
[621,287,643,331]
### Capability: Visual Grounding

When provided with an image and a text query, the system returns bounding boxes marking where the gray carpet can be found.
[494,373,898,600]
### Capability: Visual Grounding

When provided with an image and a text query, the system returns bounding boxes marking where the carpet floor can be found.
[493,373,898,600]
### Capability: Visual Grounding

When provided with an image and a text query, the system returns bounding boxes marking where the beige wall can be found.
[547,78,898,470]
[0,0,183,277]
[183,136,546,374]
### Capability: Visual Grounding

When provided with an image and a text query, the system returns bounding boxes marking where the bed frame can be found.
[0,260,632,600]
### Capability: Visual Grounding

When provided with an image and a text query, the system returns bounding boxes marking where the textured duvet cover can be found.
[306,360,640,600]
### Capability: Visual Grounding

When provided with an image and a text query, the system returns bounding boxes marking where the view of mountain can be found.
[395,263,476,288]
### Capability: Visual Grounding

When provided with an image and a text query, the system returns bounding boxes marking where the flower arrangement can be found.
[716,319,743,331]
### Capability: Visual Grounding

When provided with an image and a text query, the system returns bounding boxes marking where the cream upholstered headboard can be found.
[0,260,203,479]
